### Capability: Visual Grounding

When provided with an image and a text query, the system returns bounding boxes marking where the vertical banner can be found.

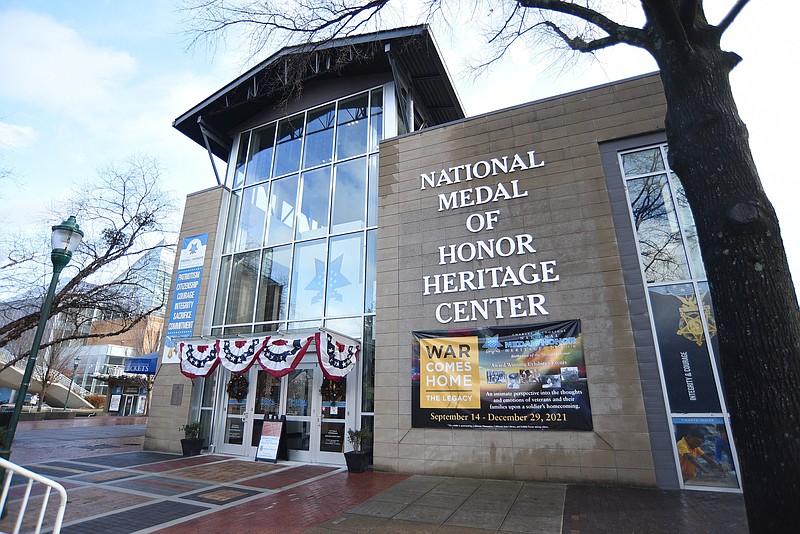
[412,320,591,430]
[163,233,208,364]
[649,285,721,413]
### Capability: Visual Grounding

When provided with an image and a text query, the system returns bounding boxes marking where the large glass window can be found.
[222,190,241,254]
[255,245,291,322]
[325,233,364,317]
[365,229,377,314]
[303,104,335,169]
[247,124,277,185]
[232,132,249,189]
[266,175,299,245]
[274,114,304,177]
[225,251,260,324]
[289,238,327,320]
[336,93,369,160]
[236,184,269,251]
[331,157,367,234]
[627,174,690,283]
[296,166,331,240]
[369,88,383,153]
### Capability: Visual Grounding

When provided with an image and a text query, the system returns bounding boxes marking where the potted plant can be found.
[180,421,204,456]
[344,427,371,473]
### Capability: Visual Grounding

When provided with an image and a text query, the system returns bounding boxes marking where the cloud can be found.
[0,121,37,149]
[0,9,136,117]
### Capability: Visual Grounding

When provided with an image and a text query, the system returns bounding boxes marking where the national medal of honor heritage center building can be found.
[144,25,740,492]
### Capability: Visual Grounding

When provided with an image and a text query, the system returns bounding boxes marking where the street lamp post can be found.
[1,216,83,459]
[63,355,81,411]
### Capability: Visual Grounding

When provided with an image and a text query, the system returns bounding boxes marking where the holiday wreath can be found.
[227,373,249,401]
[320,379,344,405]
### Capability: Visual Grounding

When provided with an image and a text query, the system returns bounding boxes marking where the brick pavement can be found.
[0,448,749,533]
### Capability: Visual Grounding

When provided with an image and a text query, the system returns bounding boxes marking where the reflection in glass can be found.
[622,147,665,177]
[213,256,232,325]
[286,368,313,417]
[326,233,364,317]
[274,114,304,177]
[336,94,369,160]
[266,174,298,245]
[361,316,375,412]
[369,88,383,152]
[672,173,706,279]
[303,104,335,169]
[289,239,326,320]
[246,124,276,185]
[226,251,261,324]
[365,229,376,313]
[224,325,252,336]
[232,132,249,189]
[222,190,241,254]
[331,157,367,234]
[324,316,362,339]
[296,166,331,240]
[236,183,269,251]
[255,245,291,322]
[367,155,378,227]
[254,370,281,416]
[201,369,217,407]
[320,377,346,419]
[286,420,310,451]
[628,174,690,283]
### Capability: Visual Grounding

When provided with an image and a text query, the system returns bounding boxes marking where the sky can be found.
[1,1,798,283]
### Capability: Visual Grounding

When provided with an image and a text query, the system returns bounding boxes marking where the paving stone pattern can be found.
[0,451,749,533]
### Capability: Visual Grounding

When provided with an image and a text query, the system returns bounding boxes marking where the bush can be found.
[85,394,106,409]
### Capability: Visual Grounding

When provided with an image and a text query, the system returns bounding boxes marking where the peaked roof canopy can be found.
[173,25,465,161]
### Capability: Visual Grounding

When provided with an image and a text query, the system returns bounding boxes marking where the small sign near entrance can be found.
[320,422,345,453]
[256,415,286,463]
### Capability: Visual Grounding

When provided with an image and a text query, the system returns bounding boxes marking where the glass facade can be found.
[208,87,384,457]
[213,87,383,336]
[620,144,740,490]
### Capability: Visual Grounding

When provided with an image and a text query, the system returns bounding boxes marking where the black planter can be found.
[180,438,205,457]
[344,451,369,473]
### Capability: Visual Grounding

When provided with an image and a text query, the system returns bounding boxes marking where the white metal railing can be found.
[0,457,68,533]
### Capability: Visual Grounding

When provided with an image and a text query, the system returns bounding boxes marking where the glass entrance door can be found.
[218,367,283,456]
[218,369,251,456]
[284,362,354,464]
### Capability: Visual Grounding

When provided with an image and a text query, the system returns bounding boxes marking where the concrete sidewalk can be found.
[1,451,748,533]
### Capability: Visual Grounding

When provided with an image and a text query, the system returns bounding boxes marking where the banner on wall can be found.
[163,233,208,364]
[412,320,591,430]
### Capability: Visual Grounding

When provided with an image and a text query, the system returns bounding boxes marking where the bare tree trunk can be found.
[653,34,800,532]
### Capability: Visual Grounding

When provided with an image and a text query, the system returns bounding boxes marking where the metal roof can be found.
[173,25,465,161]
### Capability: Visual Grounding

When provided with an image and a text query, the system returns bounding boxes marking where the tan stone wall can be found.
[144,186,226,453]
[374,74,666,485]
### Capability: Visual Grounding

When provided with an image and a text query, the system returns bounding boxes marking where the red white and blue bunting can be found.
[257,336,314,377]
[315,330,359,381]
[218,338,264,374]
[179,340,220,378]
[178,333,343,380]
